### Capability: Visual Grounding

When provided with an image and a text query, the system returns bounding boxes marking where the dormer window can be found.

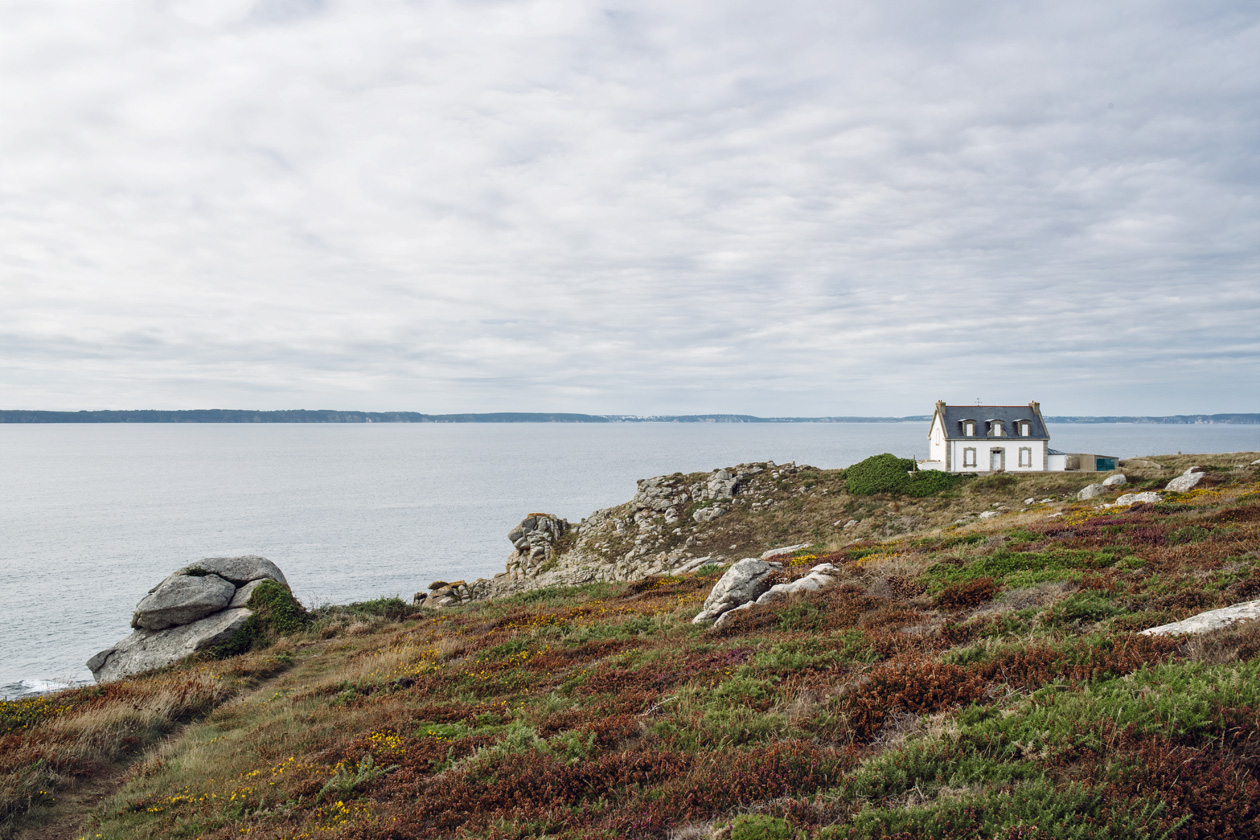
[1019,420,1030,437]
[990,420,1003,437]
[962,420,975,437]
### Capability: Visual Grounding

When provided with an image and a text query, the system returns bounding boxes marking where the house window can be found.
[1019,420,1030,436]
[1019,447,1032,467]
[991,421,1003,437]
[963,420,975,437]
[963,447,977,467]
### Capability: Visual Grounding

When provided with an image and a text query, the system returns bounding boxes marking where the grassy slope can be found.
[3,453,1259,840]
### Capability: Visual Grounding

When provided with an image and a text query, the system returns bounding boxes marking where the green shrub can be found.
[249,579,311,634]
[208,580,310,657]
[845,454,962,497]
[347,596,413,621]
[731,814,795,840]
[845,453,916,495]
[1043,591,1124,627]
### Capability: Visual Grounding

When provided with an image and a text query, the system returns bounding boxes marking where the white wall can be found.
[928,416,947,463]
[948,439,1048,472]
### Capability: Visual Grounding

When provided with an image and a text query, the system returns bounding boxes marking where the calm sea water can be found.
[2,422,1256,698]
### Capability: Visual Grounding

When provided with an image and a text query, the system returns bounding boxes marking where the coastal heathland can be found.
[2,452,1258,839]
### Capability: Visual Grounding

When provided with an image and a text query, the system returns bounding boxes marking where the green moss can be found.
[247,579,310,634]
[207,580,309,658]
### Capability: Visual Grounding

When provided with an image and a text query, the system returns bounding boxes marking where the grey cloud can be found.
[1,1,1257,414]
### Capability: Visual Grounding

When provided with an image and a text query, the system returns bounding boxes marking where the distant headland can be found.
[1,409,1257,424]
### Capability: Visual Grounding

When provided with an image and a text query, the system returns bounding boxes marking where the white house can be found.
[919,400,1054,473]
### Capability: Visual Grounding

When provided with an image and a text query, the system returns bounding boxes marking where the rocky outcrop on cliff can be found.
[88,556,289,683]
[416,461,843,605]
[505,514,570,579]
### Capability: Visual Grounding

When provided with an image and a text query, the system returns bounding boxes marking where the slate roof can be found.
[938,405,1049,440]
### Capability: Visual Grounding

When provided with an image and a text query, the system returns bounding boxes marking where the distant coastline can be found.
[1,409,1257,424]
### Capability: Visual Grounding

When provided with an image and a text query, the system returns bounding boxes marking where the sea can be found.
[2,422,1257,699]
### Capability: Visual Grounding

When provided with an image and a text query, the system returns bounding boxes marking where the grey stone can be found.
[132,573,235,630]
[713,601,754,629]
[1077,483,1107,501]
[89,608,253,683]
[669,556,712,575]
[1166,467,1206,493]
[754,563,840,606]
[760,544,809,560]
[228,579,267,609]
[1107,491,1163,507]
[185,556,288,588]
[978,510,1000,521]
[506,513,570,574]
[1142,599,1260,636]
[692,559,781,624]
[1101,474,1127,487]
[693,506,725,523]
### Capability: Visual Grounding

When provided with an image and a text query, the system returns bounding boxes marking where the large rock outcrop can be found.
[132,574,235,630]
[88,556,289,683]
[417,462,810,604]
[505,514,571,579]
[87,609,254,684]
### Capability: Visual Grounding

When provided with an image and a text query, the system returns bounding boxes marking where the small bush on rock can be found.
[209,580,309,657]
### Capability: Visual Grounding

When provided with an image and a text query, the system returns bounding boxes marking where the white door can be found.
[990,449,1003,471]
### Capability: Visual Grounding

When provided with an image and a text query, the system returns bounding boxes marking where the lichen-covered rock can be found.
[693,506,725,523]
[1102,474,1127,487]
[505,514,570,577]
[132,573,236,630]
[761,544,810,560]
[1166,467,1206,493]
[185,555,288,588]
[692,559,781,625]
[91,556,290,682]
[1077,483,1107,501]
[89,608,253,682]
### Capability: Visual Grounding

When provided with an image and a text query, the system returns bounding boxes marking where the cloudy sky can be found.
[2,0,1258,416]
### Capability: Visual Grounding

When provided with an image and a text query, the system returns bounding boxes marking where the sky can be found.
[2,0,1258,416]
